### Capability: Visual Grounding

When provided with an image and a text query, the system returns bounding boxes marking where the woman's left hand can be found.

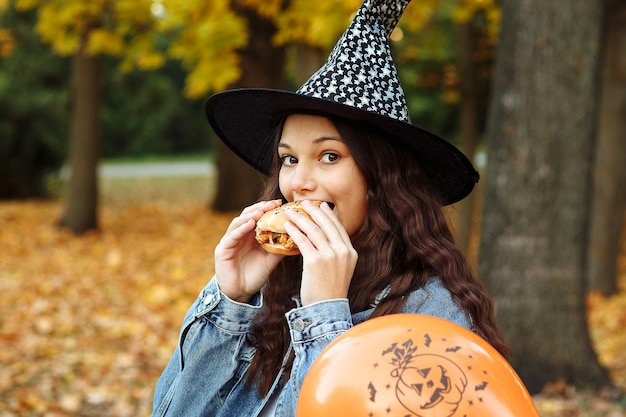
[284,200,358,306]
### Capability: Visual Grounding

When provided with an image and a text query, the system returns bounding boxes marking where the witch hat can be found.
[206,0,478,205]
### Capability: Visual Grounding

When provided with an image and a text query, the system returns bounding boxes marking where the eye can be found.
[281,154,298,166]
[321,152,340,164]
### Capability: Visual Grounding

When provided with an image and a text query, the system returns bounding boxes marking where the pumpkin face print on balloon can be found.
[396,358,461,411]
[297,314,540,417]
[382,339,467,416]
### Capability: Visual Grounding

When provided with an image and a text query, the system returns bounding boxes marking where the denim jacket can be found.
[151,276,470,417]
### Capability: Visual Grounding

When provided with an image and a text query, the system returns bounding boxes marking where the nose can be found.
[290,162,316,194]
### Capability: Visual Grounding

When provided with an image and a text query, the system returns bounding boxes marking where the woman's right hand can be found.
[214,200,285,303]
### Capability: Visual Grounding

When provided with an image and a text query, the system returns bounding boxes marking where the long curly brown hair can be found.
[246,115,509,395]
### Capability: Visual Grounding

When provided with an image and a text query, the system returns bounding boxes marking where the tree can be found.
[452,21,480,257]
[1,0,237,217]
[12,0,164,232]
[60,42,101,232]
[7,0,246,233]
[449,0,499,258]
[392,0,500,257]
[587,0,626,296]
[478,0,612,393]
[0,6,213,202]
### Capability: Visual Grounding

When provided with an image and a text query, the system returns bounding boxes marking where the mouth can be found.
[290,198,335,210]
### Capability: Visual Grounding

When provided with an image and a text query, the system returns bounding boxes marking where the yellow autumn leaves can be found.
[9,0,246,97]
[0,199,234,415]
[3,0,503,98]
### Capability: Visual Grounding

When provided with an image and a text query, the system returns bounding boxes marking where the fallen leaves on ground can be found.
[0,200,233,416]
[534,381,626,417]
[589,288,626,394]
[0,199,625,416]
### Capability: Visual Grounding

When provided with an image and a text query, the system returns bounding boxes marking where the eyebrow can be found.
[278,136,344,149]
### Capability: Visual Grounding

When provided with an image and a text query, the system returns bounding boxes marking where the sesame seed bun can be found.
[255,200,323,256]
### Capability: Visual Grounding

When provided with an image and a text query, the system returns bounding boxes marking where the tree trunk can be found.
[479,0,612,394]
[587,0,626,296]
[454,21,480,261]
[212,5,286,212]
[59,44,101,234]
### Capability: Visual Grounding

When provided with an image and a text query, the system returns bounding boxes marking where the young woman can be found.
[151,113,508,416]
[152,0,508,416]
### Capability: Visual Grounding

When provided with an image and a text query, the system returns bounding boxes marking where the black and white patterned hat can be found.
[206,0,479,205]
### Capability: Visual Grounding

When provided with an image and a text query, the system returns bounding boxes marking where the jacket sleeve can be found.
[274,277,471,416]
[151,277,262,417]
[275,299,354,416]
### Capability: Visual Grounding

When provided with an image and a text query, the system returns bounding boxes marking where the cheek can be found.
[339,201,365,237]
[278,171,291,199]
[338,176,368,236]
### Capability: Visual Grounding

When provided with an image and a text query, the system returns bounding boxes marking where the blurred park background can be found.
[1,0,626,415]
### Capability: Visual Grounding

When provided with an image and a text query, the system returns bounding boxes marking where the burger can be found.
[255,200,323,255]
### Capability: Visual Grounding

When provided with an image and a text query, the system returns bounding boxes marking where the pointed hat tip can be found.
[362,0,411,37]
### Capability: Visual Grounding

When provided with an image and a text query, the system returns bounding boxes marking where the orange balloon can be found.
[297,314,539,417]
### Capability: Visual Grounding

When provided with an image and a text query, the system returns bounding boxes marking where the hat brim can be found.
[205,88,478,205]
